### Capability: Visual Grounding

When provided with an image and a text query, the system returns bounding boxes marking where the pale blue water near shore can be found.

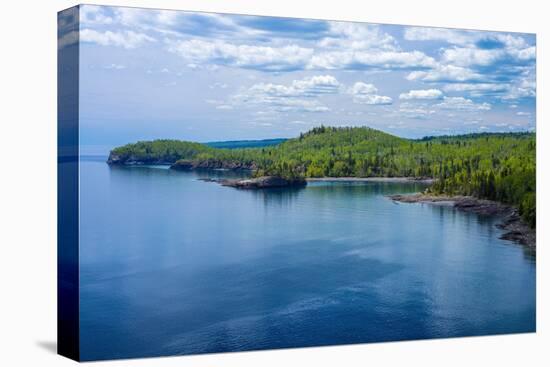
[79,156,535,361]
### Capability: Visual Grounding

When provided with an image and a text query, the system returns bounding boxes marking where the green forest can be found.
[109,126,536,227]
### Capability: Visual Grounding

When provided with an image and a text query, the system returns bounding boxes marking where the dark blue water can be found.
[79,157,536,361]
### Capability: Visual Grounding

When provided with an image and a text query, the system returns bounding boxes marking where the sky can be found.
[66,5,536,154]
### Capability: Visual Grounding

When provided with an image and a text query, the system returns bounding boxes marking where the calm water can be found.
[79,157,536,361]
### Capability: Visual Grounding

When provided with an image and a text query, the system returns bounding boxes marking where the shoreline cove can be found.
[107,158,535,251]
[198,175,433,188]
[196,172,535,250]
[307,177,434,184]
[388,193,536,250]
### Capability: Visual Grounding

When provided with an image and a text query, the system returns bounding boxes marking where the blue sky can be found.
[69,5,536,154]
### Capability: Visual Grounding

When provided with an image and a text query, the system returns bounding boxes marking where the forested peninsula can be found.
[107,126,536,230]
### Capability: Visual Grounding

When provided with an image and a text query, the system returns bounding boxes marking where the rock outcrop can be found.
[106,152,177,165]
[220,176,307,189]
[106,152,258,171]
[170,159,256,171]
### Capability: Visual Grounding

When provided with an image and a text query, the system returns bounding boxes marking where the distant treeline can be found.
[109,126,536,227]
[206,138,287,149]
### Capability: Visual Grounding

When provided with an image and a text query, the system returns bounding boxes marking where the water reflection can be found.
[249,186,306,207]
[307,181,429,197]
[107,163,252,182]
[193,168,251,181]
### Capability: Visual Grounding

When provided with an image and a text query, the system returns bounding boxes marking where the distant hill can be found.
[206,138,287,149]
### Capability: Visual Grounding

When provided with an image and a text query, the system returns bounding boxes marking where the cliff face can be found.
[106,152,123,164]
[107,151,258,171]
[106,152,178,165]
[170,159,257,171]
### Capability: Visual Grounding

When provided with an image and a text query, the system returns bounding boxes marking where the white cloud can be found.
[404,27,478,45]
[80,5,114,25]
[441,47,503,67]
[441,77,534,101]
[114,7,180,28]
[268,99,330,112]
[247,121,274,127]
[399,89,443,100]
[168,34,435,73]
[495,34,530,49]
[405,27,530,49]
[440,42,534,69]
[353,94,393,105]
[347,82,378,95]
[442,83,509,93]
[226,75,341,113]
[502,71,536,100]
[165,22,435,73]
[321,22,397,51]
[398,102,436,119]
[184,63,219,72]
[248,75,341,98]
[404,27,535,99]
[80,29,155,49]
[511,46,536,61]
[434,96,491,111]
[407,64,483,83]
[347,82,393,105]
[113,8,257,39]
[309,50,436,70]
[167,39,313,72]
[292,75,341,93]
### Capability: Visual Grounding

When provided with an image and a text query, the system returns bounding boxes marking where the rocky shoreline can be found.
[388,193,535,249]
[307,177,434,183]
[170,159,256,171]
[106,153,258,171]
[200,176,307,189]
[107,153,175,166]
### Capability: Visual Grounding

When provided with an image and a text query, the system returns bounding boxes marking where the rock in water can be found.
[221,176,306,189]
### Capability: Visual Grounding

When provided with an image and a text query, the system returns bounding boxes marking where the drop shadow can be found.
[36,340,57,354]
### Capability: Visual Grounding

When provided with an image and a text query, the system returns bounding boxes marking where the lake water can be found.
[79,157,536,361]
